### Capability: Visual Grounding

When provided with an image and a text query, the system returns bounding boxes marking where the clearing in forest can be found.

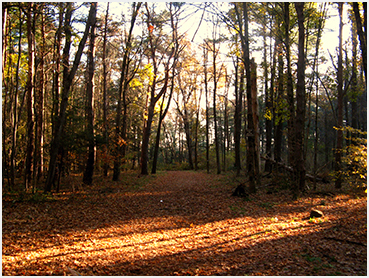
[2,171,367,275]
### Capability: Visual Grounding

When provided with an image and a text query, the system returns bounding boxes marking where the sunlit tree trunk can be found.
[353,2,367,83]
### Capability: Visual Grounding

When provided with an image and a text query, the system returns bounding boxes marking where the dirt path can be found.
[2,171,367,275]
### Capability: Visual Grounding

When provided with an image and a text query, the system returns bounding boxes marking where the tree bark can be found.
[203,46,210,174]
[284,3,295,167]
[353,2,367,83]
[25,2,34,191]
[83,2,97,185]
[335,3,344,189]
[10,7,23,188]
[233,57,242,175]
[294,2,306,195]
[212,31,221,175]
[32,4,45,192]
[102,3,109,177]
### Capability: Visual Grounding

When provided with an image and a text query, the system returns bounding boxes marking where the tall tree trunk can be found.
[102,3,109,177]
[250,58,260,176]
[34,5,45,189]
[335,3,344,189]
[274,38,283,164]
[10,7,23,188]
[263,16,272,173]
[353,2,367,83]
[25,2,35,191]
[241,2,260,192]
[194,89,202,171]
[203,46,210,174]
[212,33,221,174]
[285,3,295,167]
[294,2,306,195]
[83,3,97,185]
[45,2,97,192]
[234,56,242,175]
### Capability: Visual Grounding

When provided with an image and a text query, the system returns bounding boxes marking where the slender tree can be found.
[25,2,35,190]
[294,2,306,195]
[352,2,367,83]
[335,3,344,189]
[102,3,110,177]
[83,2,97,185]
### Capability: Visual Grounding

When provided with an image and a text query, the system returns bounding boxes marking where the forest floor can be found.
[2,170,367,276]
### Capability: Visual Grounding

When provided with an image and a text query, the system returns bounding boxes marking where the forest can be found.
[2,2,367,276]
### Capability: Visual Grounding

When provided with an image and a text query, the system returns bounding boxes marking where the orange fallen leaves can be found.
[2,171,367,276]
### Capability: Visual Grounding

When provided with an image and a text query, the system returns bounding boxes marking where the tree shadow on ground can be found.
[2,171,367,275]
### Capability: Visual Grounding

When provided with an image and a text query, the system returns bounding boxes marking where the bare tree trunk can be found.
[335,3,344,189]
[285,3,295,167]
[203,46,210,174]
[263,15,272,173]
[233,56,242,175]
[353,2,367,83]
[211,30,221,175]
[237,2,260,192]
[83,3,97,185]
[102,3,109,177]
[10,7,23,188]
[25,2,35,191]
[274,37,283,164]
[250,58,260,176]
[294,2,306,195]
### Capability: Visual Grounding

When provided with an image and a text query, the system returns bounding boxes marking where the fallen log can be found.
[260,156,325,183]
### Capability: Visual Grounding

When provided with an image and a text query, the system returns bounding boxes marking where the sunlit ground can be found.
[2,171,367,275]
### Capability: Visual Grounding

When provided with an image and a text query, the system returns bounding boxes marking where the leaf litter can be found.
[2,171,367,275]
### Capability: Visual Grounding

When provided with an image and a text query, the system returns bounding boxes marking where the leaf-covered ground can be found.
[2,171,367,275]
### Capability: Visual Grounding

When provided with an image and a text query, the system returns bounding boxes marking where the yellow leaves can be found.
[264,108,273,121]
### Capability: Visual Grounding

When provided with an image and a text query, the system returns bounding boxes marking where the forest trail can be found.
[2,171,367,275]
